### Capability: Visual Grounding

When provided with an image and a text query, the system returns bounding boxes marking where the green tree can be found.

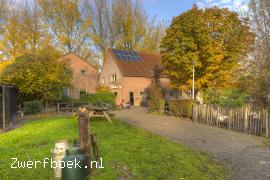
[0,1,51,60]
[246,0,270,106]
[38,0,91,54]
[0,11,27,60]
[1,47,72,105]
[204,88,248,107]
[161,6,254,92]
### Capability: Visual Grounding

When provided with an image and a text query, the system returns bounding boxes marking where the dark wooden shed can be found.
[0,84,18,130]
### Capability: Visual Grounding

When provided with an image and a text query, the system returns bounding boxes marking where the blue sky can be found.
[144,0,250,22]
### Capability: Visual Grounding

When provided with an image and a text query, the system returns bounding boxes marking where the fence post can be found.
[195,105,197,123]
[244,108,248,133]
[90,133,100,162]
[57,103,60,113]
[71,103,74,112]
[2,86,6,129]
[229,109,232,130]
[216,107,219,127]
[266,110,269,138]
[78,108,91,176]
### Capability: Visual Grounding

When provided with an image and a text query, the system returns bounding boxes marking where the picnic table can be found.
[82,103,113,123]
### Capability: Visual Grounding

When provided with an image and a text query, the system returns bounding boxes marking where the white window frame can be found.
[80,69,87,76]
[102,77,105,85]
[79,88,87,96]
[63,88,70,97]
[111,74,117,83]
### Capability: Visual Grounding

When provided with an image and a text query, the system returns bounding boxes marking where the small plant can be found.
[23,100,43,114]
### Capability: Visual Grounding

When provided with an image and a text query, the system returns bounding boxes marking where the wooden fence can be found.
[192,104,269,137]
[56,103,90,113]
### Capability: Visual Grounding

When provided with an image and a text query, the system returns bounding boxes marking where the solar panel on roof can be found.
[130,56,136,61]
[112,49,142,62]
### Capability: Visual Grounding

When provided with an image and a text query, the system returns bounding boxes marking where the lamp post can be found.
[191,61,195,100]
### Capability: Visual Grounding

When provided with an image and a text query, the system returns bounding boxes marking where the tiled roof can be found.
[109,49,165,78]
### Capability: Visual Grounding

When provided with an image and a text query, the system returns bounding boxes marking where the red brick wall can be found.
[63,53,98,99]
[99,52,123,104]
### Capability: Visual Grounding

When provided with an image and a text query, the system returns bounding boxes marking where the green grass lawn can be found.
[0,115,228,179]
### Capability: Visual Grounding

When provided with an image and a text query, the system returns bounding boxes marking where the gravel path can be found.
[114,107,270,180]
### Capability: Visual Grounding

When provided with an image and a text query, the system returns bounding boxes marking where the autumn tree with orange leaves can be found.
[161,6,254,93]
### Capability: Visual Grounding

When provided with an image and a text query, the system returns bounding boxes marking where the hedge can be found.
[23,100,43,114]
[168,99,194,118]
[79,91,116,107]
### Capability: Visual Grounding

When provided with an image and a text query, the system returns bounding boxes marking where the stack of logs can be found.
[77,107,100,176]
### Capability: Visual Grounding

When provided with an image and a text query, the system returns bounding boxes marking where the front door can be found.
[129,92,134,106]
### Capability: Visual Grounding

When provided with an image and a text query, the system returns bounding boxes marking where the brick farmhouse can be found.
[60,53,98,99]
[60,50,200,106]
[99,49,191,106]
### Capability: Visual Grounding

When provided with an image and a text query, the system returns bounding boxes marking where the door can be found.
[129,92,134,106]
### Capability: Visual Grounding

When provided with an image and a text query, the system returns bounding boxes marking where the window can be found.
[113,92,117,97]
[140,92,145,95]
[80,69,87,76]
[111,74,116,82]
[80,88,87,97]
[102,77,105,85]
[63,88,69,97]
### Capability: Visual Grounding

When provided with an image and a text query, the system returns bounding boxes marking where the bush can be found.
[146,82,165,113]
[23,100,43,114]
[79,91,116,107]
[204,88,248,108]
[57,96,76,104]
[148,97,165,113]
[168,99,194,118]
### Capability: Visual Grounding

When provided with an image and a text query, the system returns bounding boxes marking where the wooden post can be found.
[2,86,6,129]
[244,108,248,133]
[71,103,74,112]
[266,110,269,138]
[90,133,100,162]
[217,107,219,128]
[229,109,232,130]
[57,103,60,113]
[194,104,197,123]
[78,108,91,175]
[103,112,113,123]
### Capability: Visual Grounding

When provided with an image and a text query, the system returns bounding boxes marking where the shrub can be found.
[58,96,76,104]
[79,91,116,107]
[168,99,194,118]
[146,65,166,113]
[148,97,165,113]
[204,88,248,108]
[146,87,165,112]
[23,100,43,114]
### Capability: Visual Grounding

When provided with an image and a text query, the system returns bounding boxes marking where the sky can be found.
[144,0,250,22]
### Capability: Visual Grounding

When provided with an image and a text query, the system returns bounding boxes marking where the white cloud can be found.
[197,0,249,12]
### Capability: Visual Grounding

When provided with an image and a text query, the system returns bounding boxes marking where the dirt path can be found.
[114,107,270,180]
